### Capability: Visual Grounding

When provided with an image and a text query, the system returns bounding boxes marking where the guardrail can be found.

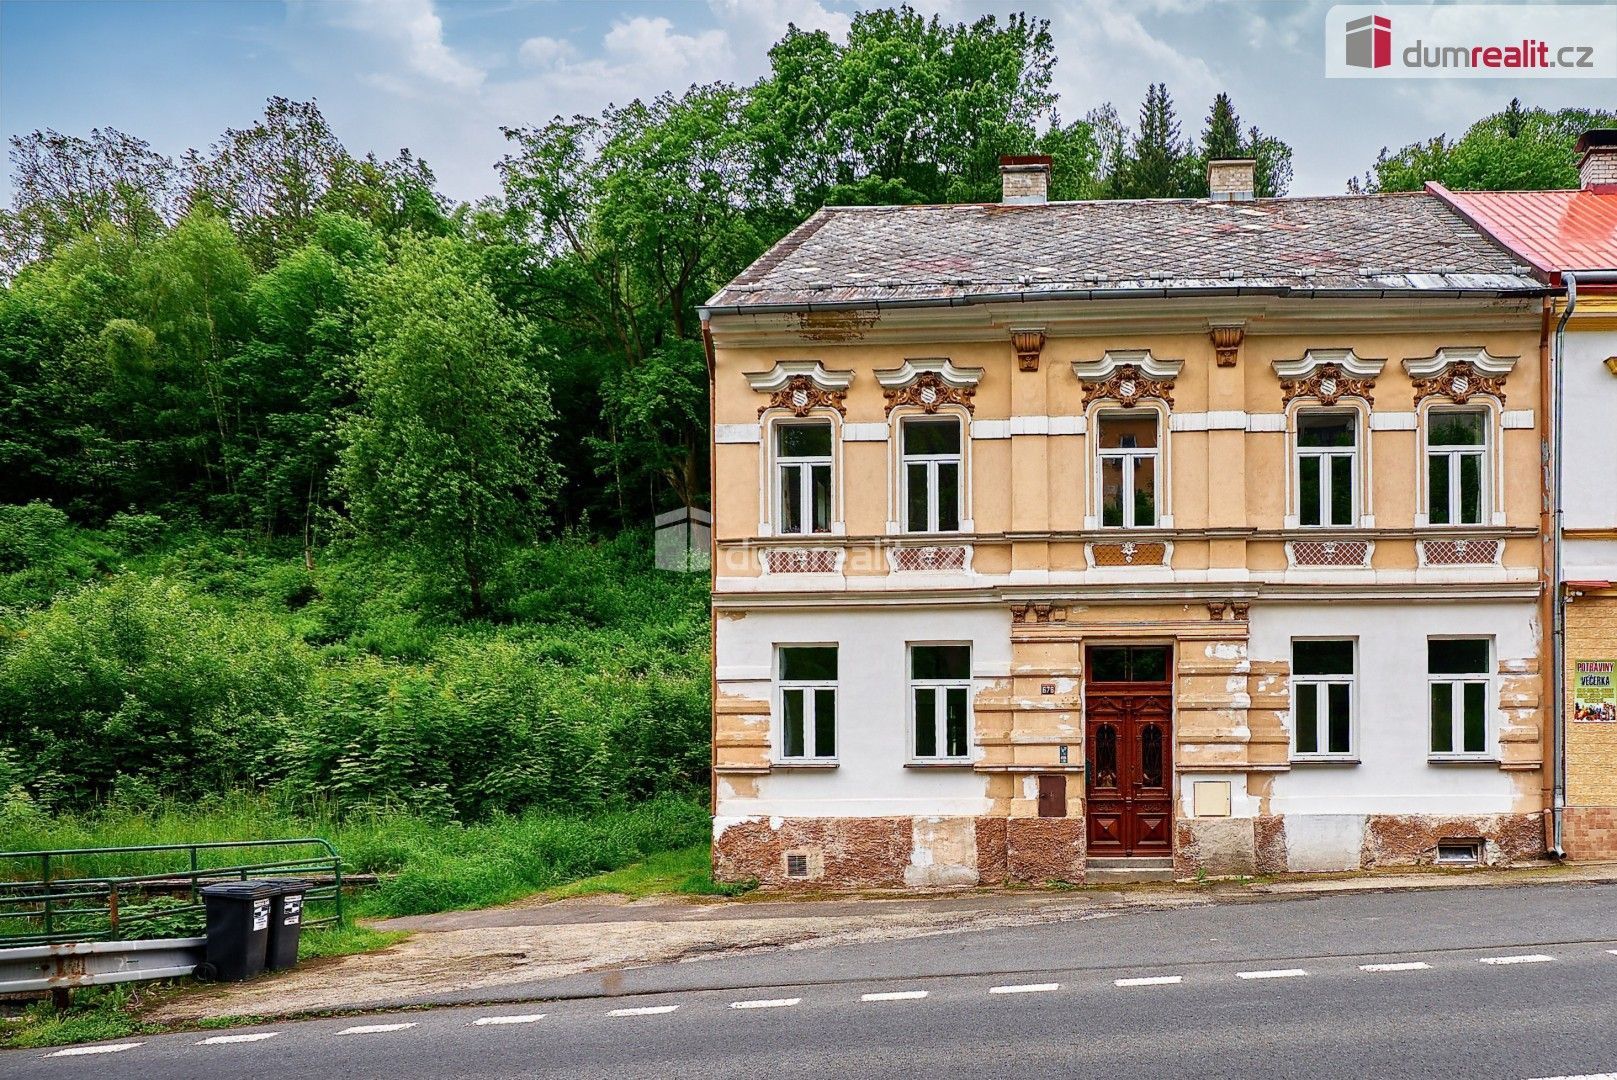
[0,839,344,948]
[0,936,207,995]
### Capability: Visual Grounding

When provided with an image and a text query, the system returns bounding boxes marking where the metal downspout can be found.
[1550,273,1576,857]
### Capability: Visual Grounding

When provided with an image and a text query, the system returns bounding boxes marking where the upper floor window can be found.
[776,422,833,535]
[777,645,837,762]
[1426,410,1487,527]
[1297,411,1357,527]
[1428,638,1491,758]
[1098,412,1158,528]
[902,418,961,533]
[1292,639,1355,759]
[910,644,972,761]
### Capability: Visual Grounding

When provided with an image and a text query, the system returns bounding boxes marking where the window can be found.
[777,646,837,762]
[902,419,961,533]
[776,422,833,535]
[1291,640,1355,758]
[1427,411,1487,526]
[1297,412,1357,527]
[910,645,971,761]
[1086,645,1170,683]
[1428,639,1491,758]
[1097,412,1158,528]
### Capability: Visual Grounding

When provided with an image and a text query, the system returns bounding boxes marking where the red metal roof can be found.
[1431,183,1617,283]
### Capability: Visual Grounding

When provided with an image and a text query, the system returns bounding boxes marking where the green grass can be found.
[297,924,408,961]
[0,986,157,1051]
[544,844,756,900]
[1,792,713,934]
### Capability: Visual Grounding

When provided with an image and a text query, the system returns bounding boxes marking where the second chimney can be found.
[1000,155,1051,204]
[1207,158,1256,201]
[1577,129,1617,192]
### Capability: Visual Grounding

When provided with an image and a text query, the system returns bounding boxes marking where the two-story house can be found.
[1435,130,1617,862]
[702,157,1549,886]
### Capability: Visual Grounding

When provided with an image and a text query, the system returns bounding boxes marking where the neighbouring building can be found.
[1436,130,1617,860]
[701,155,1553,887]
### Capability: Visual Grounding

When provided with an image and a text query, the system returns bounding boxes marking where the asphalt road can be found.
[9,880,1617,1080]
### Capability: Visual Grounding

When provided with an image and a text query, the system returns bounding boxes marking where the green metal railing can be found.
[0,839,344,947]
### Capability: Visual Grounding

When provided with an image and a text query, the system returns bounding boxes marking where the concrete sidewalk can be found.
[145,859,1617,1025]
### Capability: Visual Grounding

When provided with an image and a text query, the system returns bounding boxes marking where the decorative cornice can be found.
[1073,350,1181,410]
[1209,322,1244,367]
[1403,347,1517,405]
[1274,349,1384,407]
[1010,328,1046,372]
[1272,348,1386,380]
[877,358,982,416]
[874,357,984,390]
[1072,349,1184,382]
[746,360,853,418]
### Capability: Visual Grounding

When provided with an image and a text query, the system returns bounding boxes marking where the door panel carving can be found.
[1085,647,1174,856]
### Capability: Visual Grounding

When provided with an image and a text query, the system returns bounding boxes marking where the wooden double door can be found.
[1084,646,1173,856]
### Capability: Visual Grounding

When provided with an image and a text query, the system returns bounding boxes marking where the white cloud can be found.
[328,0,485,92]
[517,35,577,70]
[601,15,732,80]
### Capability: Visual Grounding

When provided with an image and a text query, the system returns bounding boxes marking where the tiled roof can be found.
[704,192,1542,312]
[1433,184,1617,282]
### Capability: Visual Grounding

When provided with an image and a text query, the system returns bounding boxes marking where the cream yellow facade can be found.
[707,291,1551,886]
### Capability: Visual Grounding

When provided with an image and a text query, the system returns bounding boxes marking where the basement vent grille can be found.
[785,853,810,879]
[1436,840,1481,866]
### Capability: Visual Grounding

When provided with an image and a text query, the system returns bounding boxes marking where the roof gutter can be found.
[1549,268,1617,858]
[699,282,1547,319]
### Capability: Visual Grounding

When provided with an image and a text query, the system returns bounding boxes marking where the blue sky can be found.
[1,0,1612,206]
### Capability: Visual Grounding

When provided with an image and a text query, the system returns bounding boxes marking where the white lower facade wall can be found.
[714,605,1008,820]
[1247,599,1538,871]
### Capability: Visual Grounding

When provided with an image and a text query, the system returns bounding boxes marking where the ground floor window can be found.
[1428,638,1491,758]
[1292,639,1355,758]
[910,644,971,761]
[778,646,837,762]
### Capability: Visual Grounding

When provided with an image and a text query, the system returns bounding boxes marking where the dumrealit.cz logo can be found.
[1327,5,1617,78]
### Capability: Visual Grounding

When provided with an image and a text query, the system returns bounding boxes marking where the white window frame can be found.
[1427,637,1493,761]
[899,417,963,535]
[1295,409,1360,528]
[1095,410,1161,530]
[1423,406,1490,528]
[1289,638,1358,761]
[775,645,838,765]
[908,643,973,763]
[774,421,834,536]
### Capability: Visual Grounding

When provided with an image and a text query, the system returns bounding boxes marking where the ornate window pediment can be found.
[1402,347,1517,405]
[1273,348,1386,406]
[1072,350,1183,409]
[875,358,982,415]
[747,360,854,417]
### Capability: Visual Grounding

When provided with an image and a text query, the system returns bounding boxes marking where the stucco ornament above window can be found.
[746,360,854,418]
[1072,350,1183,409]
[1273,348,1386,406]
[1403,347,1517,406]
[876,358,983,416]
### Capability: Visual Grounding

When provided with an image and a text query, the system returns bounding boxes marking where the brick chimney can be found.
[1577,129,1617,192]
[1000,155,1051,204]
[1207,158,1256,201]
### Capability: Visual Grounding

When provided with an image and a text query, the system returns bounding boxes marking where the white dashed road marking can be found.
[1481,954,1556,966]
[198,1033,280,1044]
[989,982,1060,994]
[337,1023,417,1035]
[473,1014,547,1026]
[1523,1073,1617,1079]
[1115,976,1183,987]
[47,1043,143,1057]
[1237,968,1309,980]
[609,1005,679,1016]
[1360,962,1432,972]
[730,998,801,1010]
[862,990,928,1002]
